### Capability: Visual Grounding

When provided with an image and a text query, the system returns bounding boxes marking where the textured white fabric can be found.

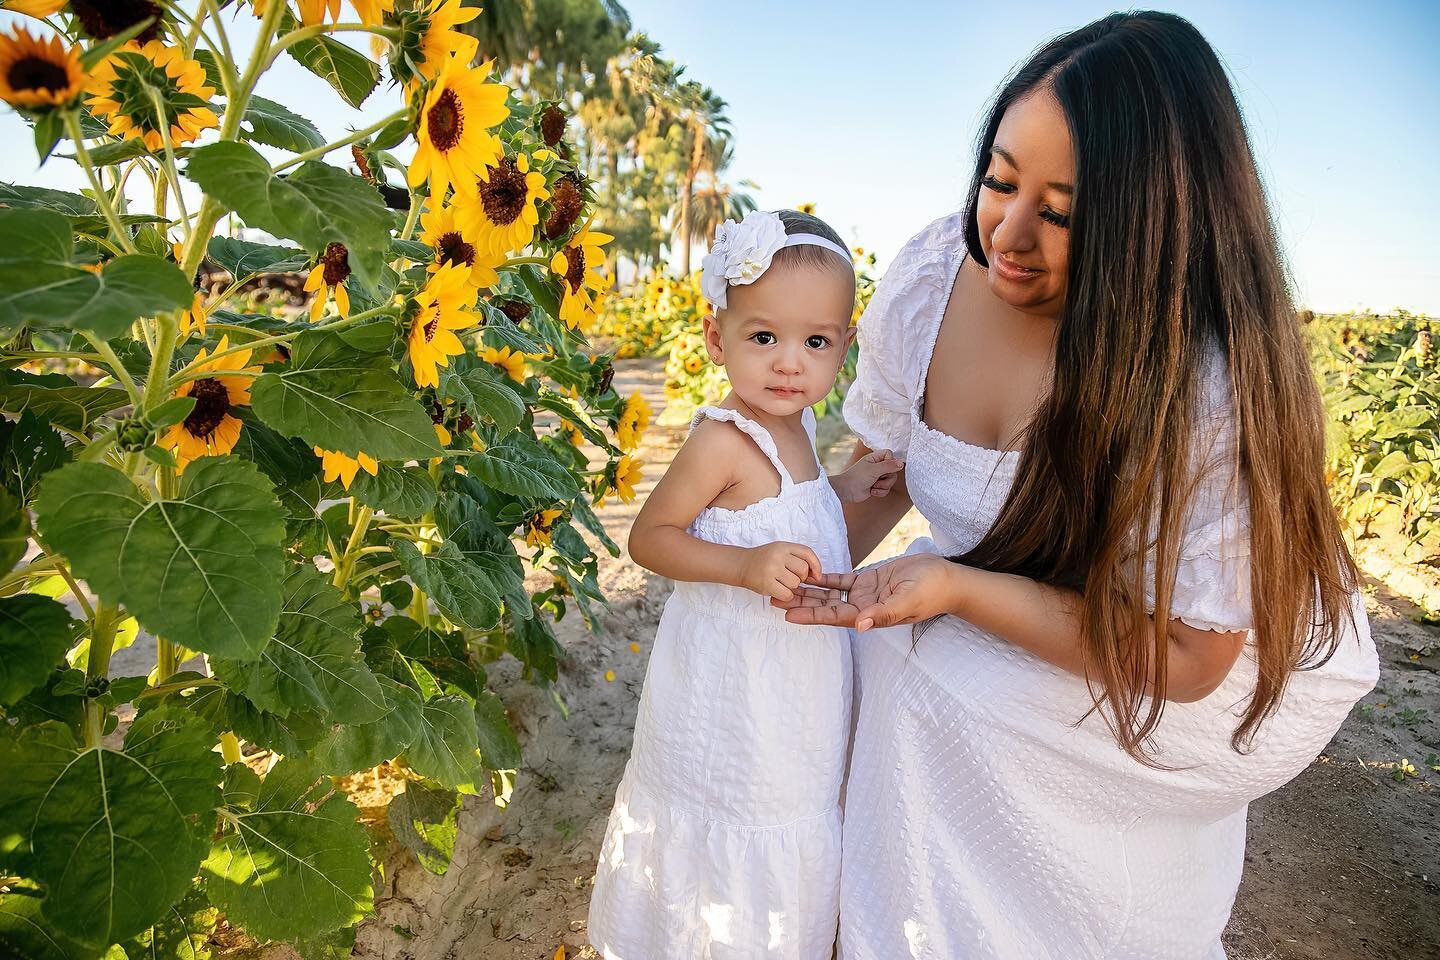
[837,212,1380,960]
[589,405,854,959]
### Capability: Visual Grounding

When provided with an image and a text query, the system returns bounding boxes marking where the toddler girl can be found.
[587,209,903,958]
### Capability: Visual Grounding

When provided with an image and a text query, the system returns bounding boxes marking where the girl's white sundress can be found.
[588,404,854,960]
[836,212,1381,960]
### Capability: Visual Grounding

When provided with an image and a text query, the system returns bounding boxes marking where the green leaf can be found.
[70,137,156,165]
[465,435,579,500]
[281,10,380,108]
[518,264,563,322]
[0,595,80,705]
[452,363,526,433]
[387,781,461,875]
[121,887,218,960]
[251,329,443,461]
[35,458,286,660]
[434,494,531,620]
[145,395,196,428]
[392,539,502,630]
[201,757,373,940]
[311,674,423,776]
[241,95,326,152]
[0,878,100,960]
[0,372,129,433]
[473,690,520,770]
[185,142,392,288]
[205,236,308,278]
[210,566,386,723]
[404,695,484,792]
[0,182,95,216]
[1371,450,1411,481]
[0,489,27,573]
[0,209,192,339]
[0,706,222,947]
[570,494,620,557]
[344,464,437,520]
[508,613,562,683]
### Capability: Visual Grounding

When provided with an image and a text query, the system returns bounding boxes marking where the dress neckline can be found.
[911,248,1023,465]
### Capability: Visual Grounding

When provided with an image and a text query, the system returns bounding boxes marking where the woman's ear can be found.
[701,313,725,365]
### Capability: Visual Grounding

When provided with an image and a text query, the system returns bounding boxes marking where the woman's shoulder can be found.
[891,211,968,270]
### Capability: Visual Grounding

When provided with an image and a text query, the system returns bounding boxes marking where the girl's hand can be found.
[740,541,822,602]
[770,553,960,631]
[830,448,904,503]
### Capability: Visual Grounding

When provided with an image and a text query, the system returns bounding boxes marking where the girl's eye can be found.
[980,174,1015,194]
[1041,208,1071,229]
[751,332,775,345]
[806,335,830,349]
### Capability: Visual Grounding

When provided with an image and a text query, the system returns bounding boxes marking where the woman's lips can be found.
[993,251,1043,282]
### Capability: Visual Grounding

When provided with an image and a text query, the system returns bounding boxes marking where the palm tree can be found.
[667,82,730,275]
[675,137,757,257]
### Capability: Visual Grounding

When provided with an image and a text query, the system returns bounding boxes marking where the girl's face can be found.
[701,260,856,418]
[975,88,1074,318]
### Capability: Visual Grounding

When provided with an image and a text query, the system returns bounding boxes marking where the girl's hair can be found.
[772,209,854,283]
[946,10,1359,763]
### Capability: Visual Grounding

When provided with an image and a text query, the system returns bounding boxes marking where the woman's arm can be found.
[840,439,914,563]
[777,555,1246,703]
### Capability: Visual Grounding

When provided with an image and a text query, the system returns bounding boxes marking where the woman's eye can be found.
[806,336,830,349]
[752,332,775,345]
[980,174,1015,194]
[1040,208,1071,229]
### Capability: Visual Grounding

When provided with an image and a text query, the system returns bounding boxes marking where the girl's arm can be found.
[840,439,914,563]
[628,420,821,599]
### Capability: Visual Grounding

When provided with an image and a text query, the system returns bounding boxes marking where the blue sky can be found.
[3,1,1437,313]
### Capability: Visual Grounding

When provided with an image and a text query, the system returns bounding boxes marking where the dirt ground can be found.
[116,355,1440,960]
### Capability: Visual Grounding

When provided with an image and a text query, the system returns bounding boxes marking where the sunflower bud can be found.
[115,416,153,452]
[539,103,566,146]
[495,296,531,323]
[542,172,584,241]
[597,359,615,395]
[70,0,165,41]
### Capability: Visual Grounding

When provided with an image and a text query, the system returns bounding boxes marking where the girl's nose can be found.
[774,350,802,375]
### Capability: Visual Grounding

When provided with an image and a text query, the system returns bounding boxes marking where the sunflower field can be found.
[0,0,656,954]
[597,241,880,427]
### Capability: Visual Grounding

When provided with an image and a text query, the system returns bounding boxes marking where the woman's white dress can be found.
[837,212,1380,960]
[588,404,854,959]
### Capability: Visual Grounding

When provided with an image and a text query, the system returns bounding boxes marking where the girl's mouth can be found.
[993,251,1043,282]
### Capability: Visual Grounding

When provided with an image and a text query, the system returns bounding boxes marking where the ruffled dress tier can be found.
[588,405,854,960]
[836,212,1380,960]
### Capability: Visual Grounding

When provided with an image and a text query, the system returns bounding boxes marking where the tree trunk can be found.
[677,121,706,276]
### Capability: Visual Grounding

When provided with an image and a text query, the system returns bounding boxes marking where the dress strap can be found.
[690,406,795,489]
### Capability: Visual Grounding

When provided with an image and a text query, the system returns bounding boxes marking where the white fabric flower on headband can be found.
[700,210,788,310]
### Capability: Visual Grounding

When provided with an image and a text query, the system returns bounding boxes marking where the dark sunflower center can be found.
[539,103,566,146]
[562,245,585,294]
[320,242,351,285]
[71,0,164,41]
[183,377,229,438]
[421,306,439,342]
[478,157,527,226]
[437,231,475,267]
[542,175,583,241]
[427,88,463,151]
[9,56,70,94]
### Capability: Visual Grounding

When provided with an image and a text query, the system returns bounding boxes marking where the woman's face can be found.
[975,88,1074,318]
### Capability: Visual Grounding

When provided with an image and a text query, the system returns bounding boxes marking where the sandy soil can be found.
[113,356,1439,960]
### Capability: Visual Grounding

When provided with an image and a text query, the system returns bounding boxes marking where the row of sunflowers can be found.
[0,0,653,954]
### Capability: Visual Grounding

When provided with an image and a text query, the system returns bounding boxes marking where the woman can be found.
[778,11,1379,960]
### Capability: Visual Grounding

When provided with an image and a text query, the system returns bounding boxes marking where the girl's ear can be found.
[845,324,858,349]
[701,313,725,365]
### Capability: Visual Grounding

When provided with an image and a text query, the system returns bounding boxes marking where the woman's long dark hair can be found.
[951,11,1359,763]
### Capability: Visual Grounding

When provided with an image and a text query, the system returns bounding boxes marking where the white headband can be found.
[699,209,852,310]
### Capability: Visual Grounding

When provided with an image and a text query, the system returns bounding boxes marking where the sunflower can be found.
[87,40,218,152]
[479,345,534,384]
[304,242,352,322]
[598,454,643,506]
[558,417,584,447]
[524,508,564,548]
[616,390,650,453]
[407,55,508,203]
[550,222,614,331]
[350,0,394,26]
[418,201,504,289]
[69,0,164,41]
[0,25,84,110]
[391,0,478,89]
[463,152,549,258]
[683,354,703,374]
[159,337,261,471]
[0,0,67,17]
[407,261,476,388]
[315,447,378,489]
[179,291,207,335]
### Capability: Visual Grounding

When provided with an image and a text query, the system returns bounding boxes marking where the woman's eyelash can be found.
[982,175,1071,228]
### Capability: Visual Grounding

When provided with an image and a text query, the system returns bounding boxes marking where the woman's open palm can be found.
[769,553,957,631]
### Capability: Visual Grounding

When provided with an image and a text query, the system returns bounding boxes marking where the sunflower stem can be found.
[134,675,222,700]
[272,109,408,174]
[333,504,375,591]
[399,191,423,242]
[501,256,550,268]
[143,310,181,411]
[83,605,122,748]
[145,86,191,228]
[63,111,137,255]
[169,304,397,384]
[83,333,143,405]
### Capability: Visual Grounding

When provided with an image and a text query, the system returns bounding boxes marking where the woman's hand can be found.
[771,553,963,631]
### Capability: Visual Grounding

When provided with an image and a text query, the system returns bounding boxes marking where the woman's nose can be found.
[990,201,1037,255]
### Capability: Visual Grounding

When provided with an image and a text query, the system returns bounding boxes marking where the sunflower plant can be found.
[0,0,647,954]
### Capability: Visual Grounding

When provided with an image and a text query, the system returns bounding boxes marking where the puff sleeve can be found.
[841,213,966,461]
